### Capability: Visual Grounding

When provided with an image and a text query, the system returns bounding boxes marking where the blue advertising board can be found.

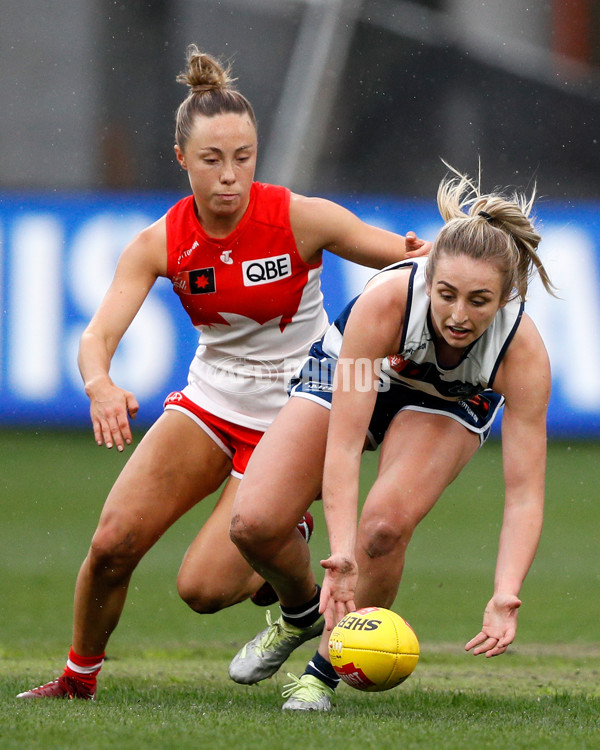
[0,191,598,436]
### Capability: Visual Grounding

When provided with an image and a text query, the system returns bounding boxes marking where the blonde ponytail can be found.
[428,163,555,301]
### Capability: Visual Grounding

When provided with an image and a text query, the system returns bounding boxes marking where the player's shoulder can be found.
[364,260,416,296]
[249,182,291,226]
[120,215,167,275]
[136,214,167,246]
[495,311,550,394]
[289,191,346,220]
[505,311,547,361]
[288,193,358,248]
[253,181,289,199]
[166,194,194,220]
[356,264,413,319]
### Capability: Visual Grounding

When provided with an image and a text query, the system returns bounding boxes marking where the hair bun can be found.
[176,44,236,93]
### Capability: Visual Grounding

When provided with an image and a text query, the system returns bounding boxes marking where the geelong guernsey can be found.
[166,182,328,430]
[322,257,523,400]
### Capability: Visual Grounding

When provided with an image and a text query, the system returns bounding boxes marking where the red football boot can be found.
[250,511,314,606]
[17,674,96,700]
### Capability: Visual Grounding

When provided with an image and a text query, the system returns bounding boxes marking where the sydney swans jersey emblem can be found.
[172,267,216,295]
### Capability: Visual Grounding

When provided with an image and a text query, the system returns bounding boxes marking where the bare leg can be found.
[316,410,480,659]
[230,397,330,607]
[72,410,232,655]
[354,410,479,606]
[177,475,264,612]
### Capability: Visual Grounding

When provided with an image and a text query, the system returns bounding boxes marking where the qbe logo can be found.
[242,254,292,286]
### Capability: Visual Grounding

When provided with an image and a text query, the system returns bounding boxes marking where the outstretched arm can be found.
[290,194,431,268]
[318,273,408,630]
[78,219,166,451]
[466,315,550,656]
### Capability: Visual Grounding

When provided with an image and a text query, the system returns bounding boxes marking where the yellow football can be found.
[328,607,419,692]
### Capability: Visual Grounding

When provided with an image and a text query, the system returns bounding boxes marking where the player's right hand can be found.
[319,554,358,631]
[404,230,432,258]
[88,382,139,451]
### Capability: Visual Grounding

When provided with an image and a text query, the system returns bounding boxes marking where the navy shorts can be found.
[289,341,504,448]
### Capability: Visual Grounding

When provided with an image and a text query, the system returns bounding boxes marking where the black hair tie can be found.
[478,210,493,222]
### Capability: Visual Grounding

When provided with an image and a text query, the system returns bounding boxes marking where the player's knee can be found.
[229,511,268,555]
[176,573,227,614]
[88,525,144,581]
[360,516,411,559]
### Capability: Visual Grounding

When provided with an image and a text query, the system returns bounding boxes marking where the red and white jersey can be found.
[165,182,328,430]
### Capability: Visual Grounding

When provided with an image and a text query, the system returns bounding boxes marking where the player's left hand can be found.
[404,231,432,258]
[465,592,522,657]
[319,554,358,631]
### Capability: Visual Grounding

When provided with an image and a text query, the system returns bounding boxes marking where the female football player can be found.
[229,165,554,711]
[17,45,427,700]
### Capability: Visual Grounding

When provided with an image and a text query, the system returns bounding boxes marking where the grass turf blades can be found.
[1,430,598,748]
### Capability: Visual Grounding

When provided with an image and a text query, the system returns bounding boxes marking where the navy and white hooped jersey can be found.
[321,257,524,401]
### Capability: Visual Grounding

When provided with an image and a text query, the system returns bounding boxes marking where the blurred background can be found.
[1,0,599,433]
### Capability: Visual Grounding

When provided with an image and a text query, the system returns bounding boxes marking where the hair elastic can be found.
[478,210,494,222]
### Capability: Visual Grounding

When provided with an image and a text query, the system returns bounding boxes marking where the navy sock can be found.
[304,650,340,691]
[280,586,321,628]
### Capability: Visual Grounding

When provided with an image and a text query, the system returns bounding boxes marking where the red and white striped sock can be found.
[63,647,105,689]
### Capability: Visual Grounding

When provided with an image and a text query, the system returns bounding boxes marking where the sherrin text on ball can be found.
[328,607,419,692]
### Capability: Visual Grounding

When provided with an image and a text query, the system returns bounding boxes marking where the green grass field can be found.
[1,430,599,749]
